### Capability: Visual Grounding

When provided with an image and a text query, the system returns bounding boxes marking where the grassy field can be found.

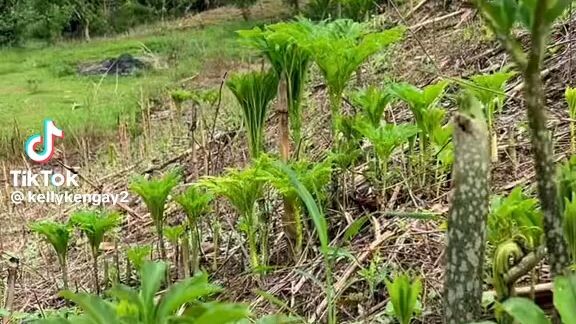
[0,20,261,159]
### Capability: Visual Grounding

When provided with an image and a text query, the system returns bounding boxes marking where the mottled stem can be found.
[444,96,490,324]
[522,0,570,275]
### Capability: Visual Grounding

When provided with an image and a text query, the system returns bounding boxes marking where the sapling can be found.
[70,210,121,294]
[227,71,279,159]
[127,245,152,272]
[30,221,72,290]
[199,167,265,273]
[175,186,213,275]
[565,87,576,154]
[475,0,572,276]
[130,170,180,262]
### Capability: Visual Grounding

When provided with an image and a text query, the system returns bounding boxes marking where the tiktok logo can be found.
[24,119,64,163]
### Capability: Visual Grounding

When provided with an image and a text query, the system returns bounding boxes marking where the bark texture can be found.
[444,96,490,324]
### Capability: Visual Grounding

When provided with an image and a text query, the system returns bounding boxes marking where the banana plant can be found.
[353,118,418,203]
[30,221,72,290]
[199,167,265,273]
[41,261,249,324]
[461,71,516,162]
[351,85,395,127]
[227,71,279,159]
[70,209,121,294]
[385,273,422,324]
[566,87,576,154]
[305,19,405,137]
[176,186,213,275]
[130,170,181,262]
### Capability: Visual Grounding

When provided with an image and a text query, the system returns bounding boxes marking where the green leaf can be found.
[70,210,121,256]
[566,87,576,119]
[59,291,120,324]
[385,273,422,324]
[500,297,550,324]
[553,274,576,322]
[343,215,369,242]
[155,272,222,321]
[192,303,250,324]
[130,170,181,227]
[139,261,167,318]
[30,221,71,261]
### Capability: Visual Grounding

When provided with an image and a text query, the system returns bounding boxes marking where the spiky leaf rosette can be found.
[129,171,181,229]
[443,93,490,324]
[227,71,279,159]
[70,210,121,256]
[175,186,213,223]
[30,220,71,261]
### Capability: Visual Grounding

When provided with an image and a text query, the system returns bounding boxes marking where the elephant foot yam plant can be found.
[444,93,490,324]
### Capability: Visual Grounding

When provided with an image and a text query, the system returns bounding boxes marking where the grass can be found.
[0,20,261,159]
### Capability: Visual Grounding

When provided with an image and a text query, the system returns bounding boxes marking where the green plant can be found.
[351,86,395,127]
[385,273,422,324]
[176,186,213,275]
[30,220,72,290]
[255,155,333,256]
[353,118,418,203]
[271,161,335,324]
[199,167,265,273]
[475,0,572,276]
[566,87,576,154]
[306,20,405,136]
[130,171,181,262]
[390,80,450,174]
[358,253,387,299]
[164,224,185,277]
[127,245,152,272]
[227,71,279,159]
[487,187,543,248]
[238,20,312,149]
[471,274,576,324]
[564,196,576,263]
[70,209,121,294]
[41,261,249,324]
[462,71,516,162]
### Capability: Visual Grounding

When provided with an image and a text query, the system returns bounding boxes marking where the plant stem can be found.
[58,256,69,291]
[522,0,570,276]
[443,98,490,324]
[92,249,100,295]
[181,232,191,278]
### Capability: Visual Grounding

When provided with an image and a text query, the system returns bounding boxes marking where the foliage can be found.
[127,245,152,272]
[305,0,379,22]
[351,86,395,127]
[70,210,122,257]
[164,225,185,245]
[238,20,312,145]
[227,71,279,159]
[130,170,181,261]
[30,220,71,263]
[30,220,72,289]
[176,186,213,223]
[353,119,418,166]
[199,167,265,272]
[385,273,422,324]
[271,161,335,323]
[476,274,576,324]
[557,156,576,262]
[564,196,576,263]
[487,187,543,248]
[305,19,405,133]
[41,261,250,324]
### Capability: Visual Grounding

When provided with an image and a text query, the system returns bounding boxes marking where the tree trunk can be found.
[84,20,90,42]
[443,95,490,324]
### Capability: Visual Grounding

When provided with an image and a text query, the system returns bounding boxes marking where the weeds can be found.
[385,273,422,324]
[30,221,72,291]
